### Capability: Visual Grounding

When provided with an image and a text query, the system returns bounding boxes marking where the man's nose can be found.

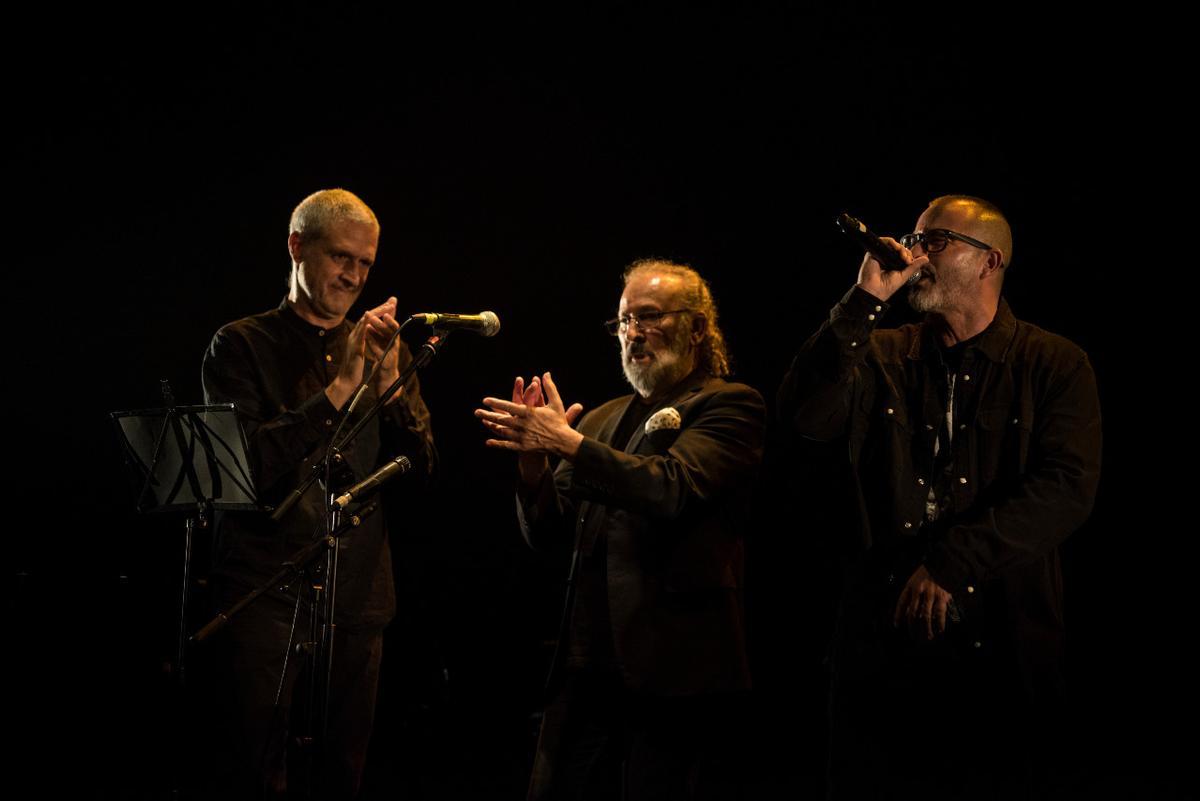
[343,264,368,285]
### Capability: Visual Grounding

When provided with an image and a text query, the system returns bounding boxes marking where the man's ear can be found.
[288,231,304,264]
[690,313,707,345]
[980,248,1005,279]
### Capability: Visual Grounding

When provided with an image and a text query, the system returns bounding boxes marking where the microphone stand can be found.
[269,326,451,797]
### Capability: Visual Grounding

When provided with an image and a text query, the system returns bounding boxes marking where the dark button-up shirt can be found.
[778,286,1101,672]
[202,299,436,628]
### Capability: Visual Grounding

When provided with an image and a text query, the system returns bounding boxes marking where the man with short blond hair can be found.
[203,188,435,800]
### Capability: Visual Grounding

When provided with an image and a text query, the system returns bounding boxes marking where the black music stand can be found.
[111,396,259,684]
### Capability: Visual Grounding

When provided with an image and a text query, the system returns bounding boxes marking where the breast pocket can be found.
[974,406,1032,487]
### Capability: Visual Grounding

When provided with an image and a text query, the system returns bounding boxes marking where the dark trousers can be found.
[528,669,748,801]
[828,625,1063,801]
[210,593,383,801]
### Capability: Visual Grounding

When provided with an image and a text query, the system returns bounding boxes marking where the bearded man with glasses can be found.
[477,259,764,800]
[778,195,1101,799]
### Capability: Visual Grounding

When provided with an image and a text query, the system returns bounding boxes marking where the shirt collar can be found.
[277,297,350,342]
[908,298,1017,364]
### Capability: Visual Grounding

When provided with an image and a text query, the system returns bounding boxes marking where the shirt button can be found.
[886,408,895,415]
[962,374,970,381]
[925,424,934,430]
[850,341,858,347]
[966,585,975,594]
[903,522,913,529]
[874,305,882,312]
[959,477,968,485]
[325,354,333,362]
[973,641,982,649]
[868,314,876,321]
[959,423,967,431]
[917,478,926,486]
[325,419,333,426]
[1012,418,1019,424]
[318,330,325,337]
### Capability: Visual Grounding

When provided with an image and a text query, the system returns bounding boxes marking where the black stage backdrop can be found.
[11,5,1188,799]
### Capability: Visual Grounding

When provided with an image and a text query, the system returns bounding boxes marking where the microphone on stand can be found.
[409,311,501,337]
[331,455,412,510]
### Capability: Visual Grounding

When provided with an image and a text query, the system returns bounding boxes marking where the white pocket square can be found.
[645,406,681,433]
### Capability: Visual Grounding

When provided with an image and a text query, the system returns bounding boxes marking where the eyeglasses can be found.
[900,228,994,254]
[604,309,689,336]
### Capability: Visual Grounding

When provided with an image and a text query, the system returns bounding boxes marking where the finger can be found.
[877,236,912,265]
[485,436,540,452]
[934,593,950,635]
[482,397,525,414]
[543,372,565,413]
[479,419,517,438]
[512,376,525,405]
[922,593,935,640]
[367,296,398,317]
[897,255,925,285]
[565,403,584,426]
[893,590,909,628]
[525,376,545,407]
[348,313,368,340]
[370,313,400,336]
[349,319,368,357]
[475,408,518,425]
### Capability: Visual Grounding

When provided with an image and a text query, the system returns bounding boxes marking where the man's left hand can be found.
[894,564,953,641]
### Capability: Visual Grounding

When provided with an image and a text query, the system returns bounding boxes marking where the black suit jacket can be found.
[520,370,765,696]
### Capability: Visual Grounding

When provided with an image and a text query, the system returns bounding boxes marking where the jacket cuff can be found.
[829,285,890,351]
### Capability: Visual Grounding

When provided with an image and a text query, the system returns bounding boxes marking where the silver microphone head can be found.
[479,311,501,337]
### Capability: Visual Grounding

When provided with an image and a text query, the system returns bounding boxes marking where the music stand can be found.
[111,399,260,683]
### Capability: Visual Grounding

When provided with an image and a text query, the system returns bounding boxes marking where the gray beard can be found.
[908,283,939,313]
[621,348,692,398]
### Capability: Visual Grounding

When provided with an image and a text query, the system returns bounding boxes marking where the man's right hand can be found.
[325,316,368,410]
[855,237,927,301]
[476,373,584,487]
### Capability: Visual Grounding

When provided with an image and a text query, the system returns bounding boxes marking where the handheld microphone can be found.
[836,213,910,271]
[410,311,500,337]
[332,455,412,510]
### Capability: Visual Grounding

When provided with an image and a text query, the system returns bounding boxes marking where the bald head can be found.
[925,195,1013,270]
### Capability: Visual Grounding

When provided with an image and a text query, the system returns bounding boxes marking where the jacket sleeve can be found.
[565,385,766,521]
[777,285,889,442]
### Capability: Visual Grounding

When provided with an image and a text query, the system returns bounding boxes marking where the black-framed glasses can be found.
[900,228,994,254]
[604,309,689,336]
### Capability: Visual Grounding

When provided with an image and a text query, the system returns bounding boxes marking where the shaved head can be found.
[926,195,1013,269]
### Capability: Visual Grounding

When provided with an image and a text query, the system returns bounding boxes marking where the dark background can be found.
[12,4,1189,799]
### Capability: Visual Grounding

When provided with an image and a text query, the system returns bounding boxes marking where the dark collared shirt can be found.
[202,299,436,628]
[778,286,1101,660]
